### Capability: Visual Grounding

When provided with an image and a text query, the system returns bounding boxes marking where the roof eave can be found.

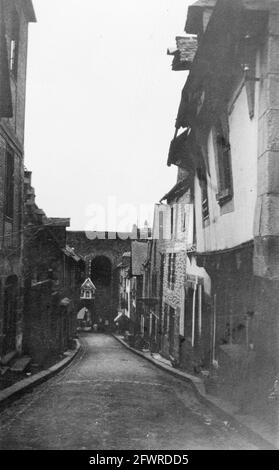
[185,1,216,35]
[160,178,190,203]
[23,0,37,22]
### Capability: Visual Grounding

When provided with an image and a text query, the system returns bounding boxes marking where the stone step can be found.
[0,350,17,366]
[0,366,9,376]
[10,356,32,372]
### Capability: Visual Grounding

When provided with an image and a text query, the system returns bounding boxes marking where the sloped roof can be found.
[81,278,96,290]
[185,0,216,34]
[22,0,37,22]
[46,218,70,227]
[131,242,148,276]
[160,178,191,203]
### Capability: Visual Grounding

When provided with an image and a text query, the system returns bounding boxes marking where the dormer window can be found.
[170,206,174,238]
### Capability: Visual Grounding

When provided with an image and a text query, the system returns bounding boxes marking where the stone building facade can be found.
[67,231,133,328]
[23,171,84,364]
[129,241,148,336]
[140,205,167,352]
[0,0,35,363]
[159,179,193,363]
[166,0,279,407]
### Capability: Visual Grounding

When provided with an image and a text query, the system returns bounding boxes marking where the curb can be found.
[112,334,277,450]
[0,339,81,410]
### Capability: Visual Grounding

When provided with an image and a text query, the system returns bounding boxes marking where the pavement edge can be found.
[112,333,277,450]
[0,339,81,410]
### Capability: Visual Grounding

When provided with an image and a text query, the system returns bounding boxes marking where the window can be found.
[151,273,157,297]
[153,241,157,269]
[170,206,174,238]
[167,254,171,286]
[137,276,143,298]
[197,167,209,222]
[163,303,169,334]
[4,146,14,220]
[171,254,176,286]
[168,253,176,289]
[169,307,176,354]
[159,211,164,240]
[214,116,233,205]
[181,205,186,232]
[10,9,20,78]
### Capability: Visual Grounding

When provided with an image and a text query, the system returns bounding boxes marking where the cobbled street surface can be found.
[0,334,257,450]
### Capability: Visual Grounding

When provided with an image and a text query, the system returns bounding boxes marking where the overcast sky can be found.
[25,0,191,231]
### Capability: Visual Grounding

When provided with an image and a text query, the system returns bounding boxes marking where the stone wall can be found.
[67,231,132,323]
[196,242,279,408]
[161,250,187,362]
[254,4,279,279]
[0,1,32,359]
[23,280,77,365]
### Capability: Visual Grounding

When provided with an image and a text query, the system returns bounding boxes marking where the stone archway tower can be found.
[67,231,134,324]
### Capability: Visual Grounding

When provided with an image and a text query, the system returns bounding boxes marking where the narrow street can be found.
[0,334,257,450]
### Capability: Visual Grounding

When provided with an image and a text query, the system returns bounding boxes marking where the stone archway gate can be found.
[66,231,133,324]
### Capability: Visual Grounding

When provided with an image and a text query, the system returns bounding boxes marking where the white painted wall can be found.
[186,256,211,296]
[196,72,259,252]
[152,203,170,241]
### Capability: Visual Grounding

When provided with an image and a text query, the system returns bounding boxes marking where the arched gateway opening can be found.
[91,256,112,327]
[91,256,111,287]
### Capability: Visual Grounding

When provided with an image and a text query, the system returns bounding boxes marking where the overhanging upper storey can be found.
[22,0,37,23]
[168,129,194,168]
[185,0,216,36]
[160,177,192,204]
[167,127,210,178]
[175,0,268,131]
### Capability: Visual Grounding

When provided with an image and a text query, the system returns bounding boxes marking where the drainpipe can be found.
[191,277,198,347]
[212,293,217,363]
[198,283,202,339]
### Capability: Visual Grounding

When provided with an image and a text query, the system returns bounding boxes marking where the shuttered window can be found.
[214,115,233,205]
